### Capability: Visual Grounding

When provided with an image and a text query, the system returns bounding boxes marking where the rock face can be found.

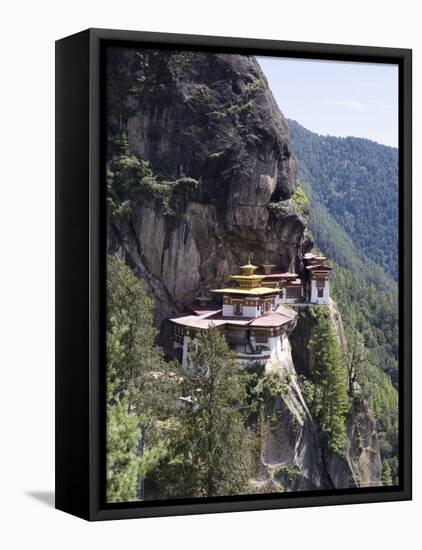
[106,48,304,324]
[251,339,333,493]
[289,303,382,490]
[252,303,381,492]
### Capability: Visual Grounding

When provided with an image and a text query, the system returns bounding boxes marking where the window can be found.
[286,286,302,298]
[234,302,243,316]
[317,287,324,298]
[255,330,268,343]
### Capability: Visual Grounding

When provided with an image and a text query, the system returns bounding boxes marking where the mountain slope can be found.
[288,119,398,281]
[286,120,399,483]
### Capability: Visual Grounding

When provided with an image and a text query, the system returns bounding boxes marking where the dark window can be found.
[317,287,324,298]
[234,302,243,316]
[255,330,268,343]
[286,286,302,298]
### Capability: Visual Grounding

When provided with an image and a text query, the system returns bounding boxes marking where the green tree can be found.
[311,307,349,453]
[153,326,252,498]
[107,254,177,415]
[106,255,181,502]
[106,314,144,502]
[187,326,252,496]
[381,460,393,486]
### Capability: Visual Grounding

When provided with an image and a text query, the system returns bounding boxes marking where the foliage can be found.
[289,182,310,220]
[381,459,393,486]
[186,327,252,496]
[107,133,198,219]
[288,119,399,482]
[273,464,302,481]
[106,255,182,502]
[307,307,350,453]
[355,357,399,485]
[252,371,290,404]
[289,119,398,280]
[331,266,398,387]
[106,313,144,503]
[152,326,252,498]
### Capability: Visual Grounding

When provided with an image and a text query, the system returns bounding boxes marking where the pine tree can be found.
[106,255,181,502]
[154,326,252,498]
[189,326,252,496]
[107,254,178,417]
[106,314,143,502]
[311,307,350,453]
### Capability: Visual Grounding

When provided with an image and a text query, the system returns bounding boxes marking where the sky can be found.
[256,56,398,147]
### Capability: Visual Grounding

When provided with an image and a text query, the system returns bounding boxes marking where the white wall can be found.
[310,279,330,304]
[1,1,419,549]
[223,303,259,317]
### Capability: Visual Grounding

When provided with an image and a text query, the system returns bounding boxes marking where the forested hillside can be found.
[288,120,399,483]
[288,120,398,281]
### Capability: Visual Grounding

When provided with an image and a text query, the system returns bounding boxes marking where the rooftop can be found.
[211,287,279,296]
[170,304,297,330]
[261,272,298,279]
[305,264,332,271]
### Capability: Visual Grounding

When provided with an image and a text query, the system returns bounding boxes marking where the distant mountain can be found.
[288,120,398,281]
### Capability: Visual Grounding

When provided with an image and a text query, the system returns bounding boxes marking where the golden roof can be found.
[239,261,258,276]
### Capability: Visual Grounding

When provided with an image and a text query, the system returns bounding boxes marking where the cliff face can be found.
[251,338,333,493]
[252,303,381,492]
[106,48,306,324]
[288,303,382,489]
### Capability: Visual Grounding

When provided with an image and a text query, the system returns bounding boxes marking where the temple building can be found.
[170,260,297,369]
[302,252,332,304]
[169,253,332,370]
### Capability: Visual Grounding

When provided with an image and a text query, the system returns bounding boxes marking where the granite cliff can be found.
[106,48,309,324]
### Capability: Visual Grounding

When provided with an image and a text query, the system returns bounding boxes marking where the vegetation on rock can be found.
[305,307,350,453]
[107,133,199,219]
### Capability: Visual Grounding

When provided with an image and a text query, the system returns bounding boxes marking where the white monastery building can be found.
[169,253,332,369]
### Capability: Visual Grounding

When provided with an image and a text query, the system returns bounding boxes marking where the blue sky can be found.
[256,56,398,147]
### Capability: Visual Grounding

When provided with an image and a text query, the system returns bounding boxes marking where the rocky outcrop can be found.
[251,339,333,493]
[288,302,381,490]
[106,48,305,324]
[250,303,381,492]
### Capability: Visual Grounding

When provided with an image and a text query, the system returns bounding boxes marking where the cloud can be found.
[311,98,367,112]
[336,99,367,111]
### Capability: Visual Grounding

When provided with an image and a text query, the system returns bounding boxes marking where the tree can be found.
[106,255,181,502]
[347,328,366,396]
[311,307,350,453]
[153,326,252,498]
[381,460,393,486]
[186,326,252,497]
[106,313,147,502]
[107,254,177,416]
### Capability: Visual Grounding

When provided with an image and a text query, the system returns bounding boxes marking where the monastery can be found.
[169,253,332,369]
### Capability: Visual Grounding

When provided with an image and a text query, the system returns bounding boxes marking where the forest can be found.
[289,120,399,484]
[288,119,399,281]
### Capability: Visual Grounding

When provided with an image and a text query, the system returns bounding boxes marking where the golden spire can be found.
[239,254,258,276]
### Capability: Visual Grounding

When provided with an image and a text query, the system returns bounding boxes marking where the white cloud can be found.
[311,98,367,112]
[336,99,367,111]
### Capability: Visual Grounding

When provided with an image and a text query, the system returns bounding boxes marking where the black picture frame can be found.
[55,28,412,521]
